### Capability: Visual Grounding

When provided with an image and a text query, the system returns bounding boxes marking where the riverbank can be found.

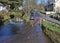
[42,21,60,43]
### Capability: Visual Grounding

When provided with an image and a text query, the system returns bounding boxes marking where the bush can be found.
[21,11,25,17]
[54,16,58,20]
[50,15,60,21]
[50,15,53,18]
[58,17,60,21]
[10,15,14,19]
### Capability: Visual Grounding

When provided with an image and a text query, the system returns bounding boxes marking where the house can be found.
[54,0,60,13]
[0,3,7,12]
[44,0,60,14]
[44,0,55,11]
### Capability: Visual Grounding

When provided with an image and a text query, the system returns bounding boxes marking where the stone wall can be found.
[42,25,60,43]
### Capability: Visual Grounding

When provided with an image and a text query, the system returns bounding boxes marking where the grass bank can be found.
[43,21,60,32]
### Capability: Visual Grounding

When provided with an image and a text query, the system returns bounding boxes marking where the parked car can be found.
[30,12,35,20]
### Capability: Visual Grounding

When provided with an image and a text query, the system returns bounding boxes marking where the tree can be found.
[23,0,37,13]
[37,3,45,12]
[22,0,37,21]
[0,0,23,9]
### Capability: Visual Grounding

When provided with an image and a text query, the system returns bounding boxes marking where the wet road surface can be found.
[0,23,52,43]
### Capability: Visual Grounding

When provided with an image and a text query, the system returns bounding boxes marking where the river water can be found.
[0,19,24,42]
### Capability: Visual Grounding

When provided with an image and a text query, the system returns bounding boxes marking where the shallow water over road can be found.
[0,23,52,43]
[0,17,52,43]
[0,24,20,36]
[0,20,24,43]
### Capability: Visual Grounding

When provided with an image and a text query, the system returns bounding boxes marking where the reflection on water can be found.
[0,24,12,36]
[0,18,24,43]
[0,19,24,41]
[0,24,19,36]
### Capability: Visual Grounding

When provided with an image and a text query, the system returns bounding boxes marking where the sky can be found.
[37,0,48,4]
[23,0,48,5]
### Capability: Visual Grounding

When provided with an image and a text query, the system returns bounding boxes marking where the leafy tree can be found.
[0,0,23,9]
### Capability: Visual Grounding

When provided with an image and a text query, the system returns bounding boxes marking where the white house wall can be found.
[54,0,60,13]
